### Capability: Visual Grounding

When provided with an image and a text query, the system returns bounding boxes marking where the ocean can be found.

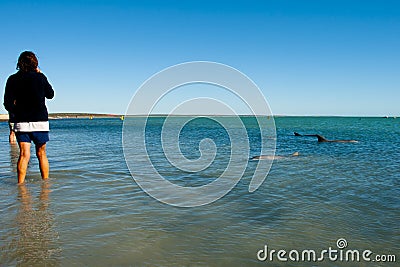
[0,117,399,266]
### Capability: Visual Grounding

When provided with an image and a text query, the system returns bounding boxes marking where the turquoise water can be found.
[0,117,399,266]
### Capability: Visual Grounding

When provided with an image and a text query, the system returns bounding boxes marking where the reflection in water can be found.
[12,182,61,266]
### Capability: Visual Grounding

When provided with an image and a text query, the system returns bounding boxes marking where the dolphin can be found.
[294,132,358,143]
[250,152,299,160]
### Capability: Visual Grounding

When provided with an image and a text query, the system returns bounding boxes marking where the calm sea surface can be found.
[0,117,399,266]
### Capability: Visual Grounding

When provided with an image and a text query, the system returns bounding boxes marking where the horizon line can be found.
[0,113,398,119]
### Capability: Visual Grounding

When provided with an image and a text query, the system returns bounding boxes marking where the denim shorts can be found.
[16,131,49,145]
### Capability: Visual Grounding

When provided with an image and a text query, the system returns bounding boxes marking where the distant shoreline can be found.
[0,113,397,122]
[0,113,123,122]
[49,113,123,119]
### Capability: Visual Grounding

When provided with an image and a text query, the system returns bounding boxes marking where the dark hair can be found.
[17,51,38,72]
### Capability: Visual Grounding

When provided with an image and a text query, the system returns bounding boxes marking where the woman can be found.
[3,51,54,184]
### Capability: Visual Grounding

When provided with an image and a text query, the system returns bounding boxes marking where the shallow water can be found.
[0,117,399,266]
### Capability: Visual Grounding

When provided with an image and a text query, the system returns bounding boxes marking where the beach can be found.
[0,116,399,266]
[0,114,8,121]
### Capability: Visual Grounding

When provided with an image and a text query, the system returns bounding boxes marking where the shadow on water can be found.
[0,182,61,266]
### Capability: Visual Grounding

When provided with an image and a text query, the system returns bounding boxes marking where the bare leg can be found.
[17,142,31,184]
[9,130,17,144]
[36,143,49,180]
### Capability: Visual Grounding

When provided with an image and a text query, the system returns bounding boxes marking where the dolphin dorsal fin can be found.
[315,135,328,142]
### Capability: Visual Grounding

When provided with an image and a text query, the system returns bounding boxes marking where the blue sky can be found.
[1,0,399,116]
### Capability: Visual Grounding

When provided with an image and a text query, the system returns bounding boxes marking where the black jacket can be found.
[4,71,54,122]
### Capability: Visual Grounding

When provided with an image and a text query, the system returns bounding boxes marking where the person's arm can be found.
[42,74,54,99]
[3,77,16,113]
